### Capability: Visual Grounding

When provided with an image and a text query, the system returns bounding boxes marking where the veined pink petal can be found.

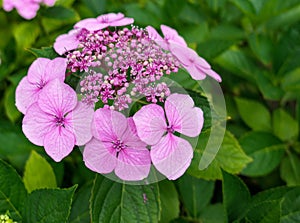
[27,58,50,84]
[68,102,93,146]
[44,57,67,82]
[15,76,40,114]
[146,26,168,50]
[199,67,222,82]
[43,126,75,162]
[121,120,147,149]
[97,12,124,22]
[185,63,206,80]
[54,29,80,55]
[92,108,127,142]
[22,103,54,146]
[161,25,187,47]
[151,133,193,180]
[127,117,138,136]
[38,79,77,115]
[83,138,117,174]
[109,17,134,27]
[133,104,167,145]
[115,147,151,181]
[74,18,108,31]
[165,93,203,137]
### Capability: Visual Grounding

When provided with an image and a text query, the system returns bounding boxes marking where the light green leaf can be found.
[248,34,272,65]
[280,152,300,186]
[230,0,256,15]
[222,170,250,222]
[255,72,284,100]
[4,86,21,123]
[177,174,214,218]
[188,131,252,180]
[235,98,272,131]
[159,181,179,223]
[273,108,299,141]
[0,159,27,222]
[23,150,57,193]
[90,175,161,223]
[13,22,40,50]
[25,185,77,223]
[240,131,285,176]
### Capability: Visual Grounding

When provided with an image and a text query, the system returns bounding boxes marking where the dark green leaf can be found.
[280,152,300,186]
[199,203,225,223]
[90,175,161,223]
[4,85,21,123]
[27,47,59,60]
[280,188,300,223]
[25,185,77,223]
[42,6,78,20]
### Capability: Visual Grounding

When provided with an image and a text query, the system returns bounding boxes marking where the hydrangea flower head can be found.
[83,108,151,181]
[15,57,67,114]
[3,0,56,20]
[133,93,203,180]
[22,79,93,162]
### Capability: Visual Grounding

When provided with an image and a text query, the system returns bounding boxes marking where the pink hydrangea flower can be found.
[15,57,67,114]
[74,12,134,31]
[54,29,81,55]
[3,0,55,20]
[170,43,222,82]
[22,79,94,162]
[83,109,151,181]
[133,93,203,180]
[146,25,187,50]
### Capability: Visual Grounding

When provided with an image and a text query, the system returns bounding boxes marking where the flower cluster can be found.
[16,12,221,181]
[0,213,16,223]
[3,0,56,20]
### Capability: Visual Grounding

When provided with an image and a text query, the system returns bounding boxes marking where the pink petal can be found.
[151,133,193,180]
[161,25,187,47]
[115,147,151,181]
[146,26,168,50]
[83,138,117,174]
[42,0,55,6]
[27,58,50,84]
[22,103,54,146]
[54,29,80,55]
[38,79,77,115]
[16,2,40,20]
[199,67,222,82]
[127,117,138,136]
[44,57,67,82]
[15,76,40,114]
[74,18,108,31]
[43,126,75,162]
[133,104,167,145]
[109,17,134,27]
[68,102,94,146]
[121,120,147,150]
[185,63,206,80]
[92,108,127,142]
[97,12,124,22]
[3,0,14,11]
[165,93,203,137]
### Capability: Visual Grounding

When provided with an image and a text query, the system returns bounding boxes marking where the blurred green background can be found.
[1,0,300,222]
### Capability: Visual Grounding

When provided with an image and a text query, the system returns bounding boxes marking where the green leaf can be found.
[240,131,285,176]
[235,98,272,131]
[4,85,21,123]
[230,0,256,15]
[222,170,250,222]
[248,34,272,65]
[280,152,300,186]
[90,175,161,223]
[177,174,214,218]
[0,159,27,221]
[13,22,40,50]
[68,181,92,223]
[255,72,284,100]
[27,47,59,59]
[42,6,78,20]
[280,187,300,223]
[159,181,179,223]
[82,0,106,15]
[199,203,225,223]
[188,131,252,180]
[25,185,77,223]
[272,108,299,141]
[23,150,57,193]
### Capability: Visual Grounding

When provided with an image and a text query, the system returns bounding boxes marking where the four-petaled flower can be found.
[22,79,94,162]
[74,12,134,32]
[16,57,67,114]
[83,109,151,181]
[133,93,203,180]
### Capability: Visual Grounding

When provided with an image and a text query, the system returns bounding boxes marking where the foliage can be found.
[0,0,300,222]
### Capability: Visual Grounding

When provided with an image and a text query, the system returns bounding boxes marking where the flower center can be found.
[112,139,126,152]
[36,80,46,89]
[101,16,109,23]
[55,116,65,127]
[167,125,175,133]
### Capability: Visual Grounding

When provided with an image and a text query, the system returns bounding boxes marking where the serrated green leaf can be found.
[25,185,77,223]
[159,181,179,223]
[177,174,214,218]
[23,150,57,193]
[0,159,27,222]
[222,170,250,222]
[273,108,299,141]
[240,131,285,176]
[90,175,161,223]
[235,98,272,131]
[280,152,300,186]
[68,181,92,223]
